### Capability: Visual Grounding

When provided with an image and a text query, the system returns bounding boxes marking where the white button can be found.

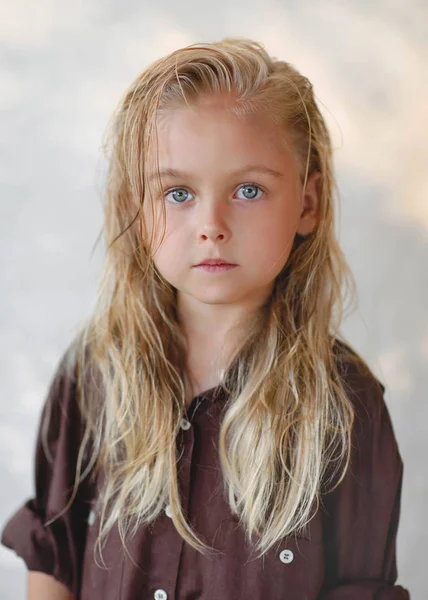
[87,509,95,526]
[279,549,294,564]
[154,590,168,600]
[180,418,191,430]
[165,504,172,518]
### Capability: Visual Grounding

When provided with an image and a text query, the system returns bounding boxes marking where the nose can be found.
[197,200,230,243]
[200,228,225,242]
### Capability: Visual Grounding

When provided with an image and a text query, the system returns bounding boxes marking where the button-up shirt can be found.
[1,345,410,599]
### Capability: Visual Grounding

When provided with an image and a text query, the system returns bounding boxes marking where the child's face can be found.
[144,95,319,321]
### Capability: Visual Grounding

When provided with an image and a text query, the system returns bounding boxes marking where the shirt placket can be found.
[151,399,201,600]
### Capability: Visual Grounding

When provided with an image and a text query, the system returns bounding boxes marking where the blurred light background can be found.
[1,0,427,597]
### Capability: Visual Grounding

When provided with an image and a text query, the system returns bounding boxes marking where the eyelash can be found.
[164,183,265,205]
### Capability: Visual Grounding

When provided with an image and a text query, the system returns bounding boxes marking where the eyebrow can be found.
[146,165,285,182]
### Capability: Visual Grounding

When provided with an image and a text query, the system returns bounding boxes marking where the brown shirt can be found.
[1,344,410,599]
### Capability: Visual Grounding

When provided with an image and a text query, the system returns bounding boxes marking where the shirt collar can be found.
[197,385,226,403]
[193,353,240,403]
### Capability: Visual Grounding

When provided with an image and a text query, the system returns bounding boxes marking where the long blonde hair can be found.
[47,37,375,563]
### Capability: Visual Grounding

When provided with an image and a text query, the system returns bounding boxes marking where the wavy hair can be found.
[48,37,375,563]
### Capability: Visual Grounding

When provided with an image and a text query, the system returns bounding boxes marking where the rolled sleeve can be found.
[1,345,93,595]
[2,499,57,578]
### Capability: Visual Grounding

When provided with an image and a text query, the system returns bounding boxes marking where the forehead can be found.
[145,99,296,176]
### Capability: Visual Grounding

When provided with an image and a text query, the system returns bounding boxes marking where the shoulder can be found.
[332,337,386,427]
[44,335,99,425]
[41,337,97,467]
[330,337,403,482]
[43,341,81,435]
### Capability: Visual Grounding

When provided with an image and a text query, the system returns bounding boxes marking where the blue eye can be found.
[235,184,263,201]
[165,188,194,204]
[164,183,264,204]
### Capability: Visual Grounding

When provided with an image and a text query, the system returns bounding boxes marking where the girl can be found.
[1,38,410,599]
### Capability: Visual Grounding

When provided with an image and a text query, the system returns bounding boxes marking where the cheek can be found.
[248,217,295,254]
[152,227,186,272]
[248,222,296,275]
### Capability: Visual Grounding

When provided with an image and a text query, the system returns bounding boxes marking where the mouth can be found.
[194,263,238,272]
[194,259,236,267]
[195,263,235,267]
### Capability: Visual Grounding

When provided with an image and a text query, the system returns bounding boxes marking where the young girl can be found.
[1,38,410,600]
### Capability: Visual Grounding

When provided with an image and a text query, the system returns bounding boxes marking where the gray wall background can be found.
[1,0,426,597]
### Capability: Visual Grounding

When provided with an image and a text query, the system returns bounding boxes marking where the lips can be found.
[195,259,235,266]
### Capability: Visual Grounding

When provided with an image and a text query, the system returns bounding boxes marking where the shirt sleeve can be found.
[319,368,410,599]
[0,345,94,595]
